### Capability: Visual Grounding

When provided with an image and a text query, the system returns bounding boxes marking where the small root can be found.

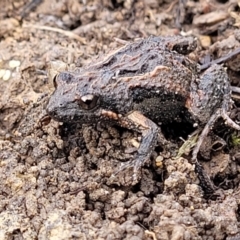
[22,23,86,44]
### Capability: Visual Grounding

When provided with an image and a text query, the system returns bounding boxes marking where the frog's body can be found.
[46,36,240,191]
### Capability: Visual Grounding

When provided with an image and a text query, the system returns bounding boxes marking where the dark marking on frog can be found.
[46,36,240,192]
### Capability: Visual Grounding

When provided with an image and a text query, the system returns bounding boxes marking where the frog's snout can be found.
[46,93,64,117]
[46,96,56,117]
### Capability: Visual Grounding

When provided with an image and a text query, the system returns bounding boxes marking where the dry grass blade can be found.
[22,23,86,44]
[231,86,240,94]
[175,130,200,159]
[231,86,240,100]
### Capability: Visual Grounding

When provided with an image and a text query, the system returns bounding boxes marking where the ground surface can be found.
[1,0,240,239]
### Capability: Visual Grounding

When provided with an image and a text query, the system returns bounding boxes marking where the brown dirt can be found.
[1,0,240,239]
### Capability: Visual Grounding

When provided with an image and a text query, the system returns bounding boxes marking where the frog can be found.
[46,35,240,191]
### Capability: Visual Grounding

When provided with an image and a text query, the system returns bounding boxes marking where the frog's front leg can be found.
[101,110,159,184]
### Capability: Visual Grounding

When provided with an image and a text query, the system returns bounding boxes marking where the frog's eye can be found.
[76,94,99,110]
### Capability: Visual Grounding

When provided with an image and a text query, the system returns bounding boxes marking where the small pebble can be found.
[0,69,5,78]
[130,139,140,148]
[199,35,211,48]
[155,155,163,167]
[9,60,20,68]
[2,69,11,81]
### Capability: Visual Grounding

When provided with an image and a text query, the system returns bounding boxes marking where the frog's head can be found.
[46,71,102,123]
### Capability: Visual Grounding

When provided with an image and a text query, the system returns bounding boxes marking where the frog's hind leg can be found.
[192,108,240,193]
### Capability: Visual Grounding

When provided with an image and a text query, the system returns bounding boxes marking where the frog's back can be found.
[47,36,199,125]
[84,36,198,100]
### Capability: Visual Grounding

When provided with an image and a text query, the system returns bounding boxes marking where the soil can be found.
[1,0,240,239]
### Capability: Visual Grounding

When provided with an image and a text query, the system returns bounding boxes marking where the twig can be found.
[20,0,43,18]
[200,47,240,70]
[231,86,240,94]
[113,37,129,45]
[22,23,86,44]
[166,0,178,13]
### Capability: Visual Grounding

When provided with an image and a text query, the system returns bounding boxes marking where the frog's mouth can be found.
[46,97,101,124]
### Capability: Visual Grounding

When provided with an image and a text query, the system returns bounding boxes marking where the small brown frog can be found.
[46,36,240,191]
